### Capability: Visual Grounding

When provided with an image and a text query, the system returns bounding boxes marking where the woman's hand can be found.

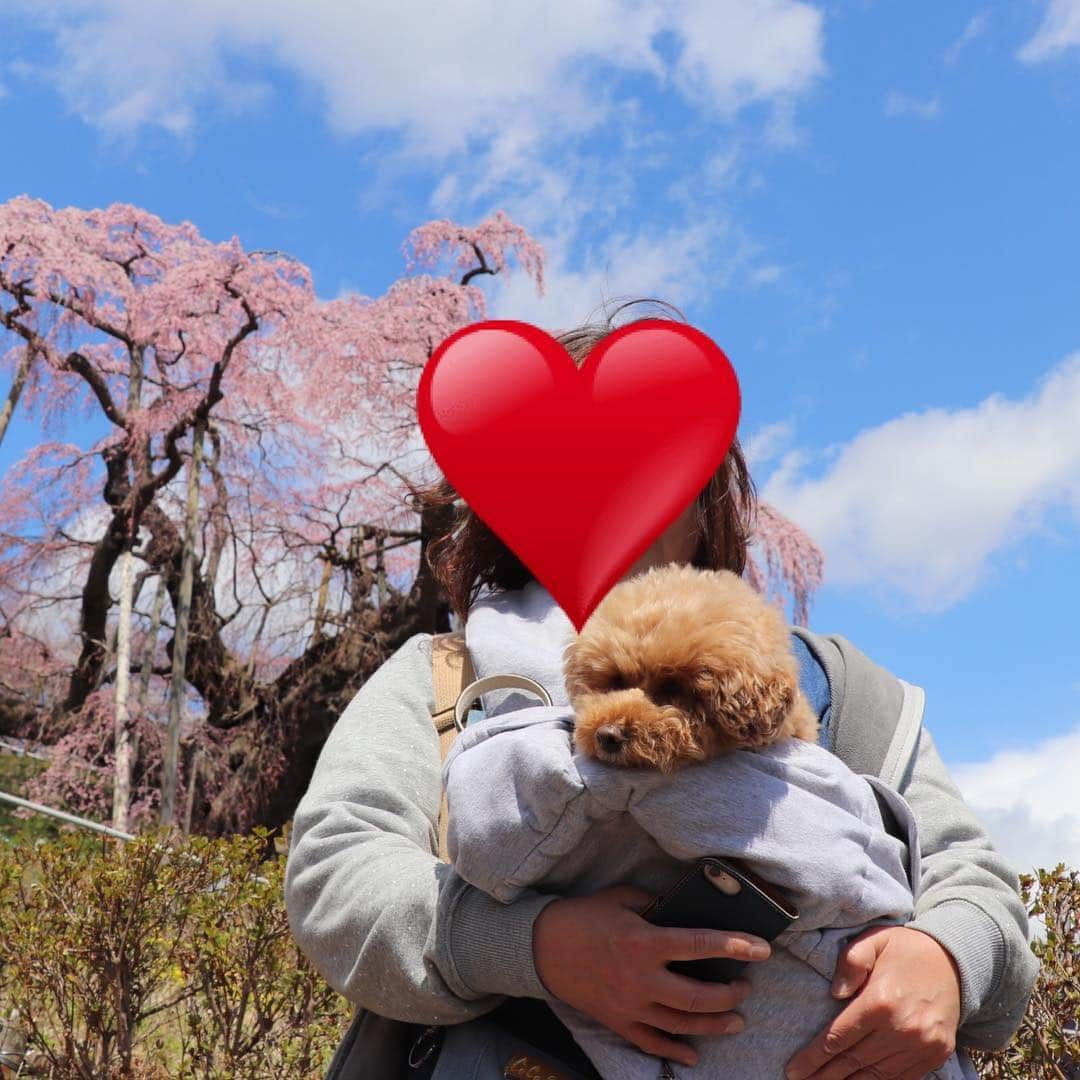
[784,926,962,1079]
[532,884,771,1069]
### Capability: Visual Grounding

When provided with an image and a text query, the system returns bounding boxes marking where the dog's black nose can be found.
[596,725,626,754]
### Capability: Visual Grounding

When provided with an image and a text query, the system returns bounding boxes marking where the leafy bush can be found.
[0,826,351,1078]
[971,864,1079,1080]
[0,824,1075,1079]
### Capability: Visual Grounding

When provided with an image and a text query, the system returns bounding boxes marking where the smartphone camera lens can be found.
[704,865,742,896]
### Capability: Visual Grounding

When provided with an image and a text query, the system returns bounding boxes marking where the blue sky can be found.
[2,1,1079,870]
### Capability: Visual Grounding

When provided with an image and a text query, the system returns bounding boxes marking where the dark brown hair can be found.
[410,298,758,624]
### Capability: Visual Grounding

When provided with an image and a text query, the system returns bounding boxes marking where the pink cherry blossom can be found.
[1,196,820,835]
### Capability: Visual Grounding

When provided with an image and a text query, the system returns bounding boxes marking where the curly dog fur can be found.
[565,564,819,772]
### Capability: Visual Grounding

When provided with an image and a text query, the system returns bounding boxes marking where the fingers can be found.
[628,964,751,1070]
[652,925,771,964]
[785,1049,932,1080]
[652,973,752,1016]
[623,1021,701,1069]
[784,1002,875,1079]
[786,1024,947,1080]
[788,1036,886,1080]
[832,931,886,999]
[538,886,778,1074]
[641,1001,745,1038]
[849,1052,928,1080]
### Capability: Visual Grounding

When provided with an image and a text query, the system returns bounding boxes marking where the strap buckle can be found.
[453,674,553,731]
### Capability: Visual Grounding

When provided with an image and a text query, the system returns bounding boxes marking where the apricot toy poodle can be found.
[564,564,819,772]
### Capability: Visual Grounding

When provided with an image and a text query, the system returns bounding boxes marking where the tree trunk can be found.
[349,526,374,618]
[91,615,120,693]
[137,575,167,708]
[126,574,166,779]
[0,346,35,449]
[375,534,387,609]
[203,424,228,592]
[111,546,136,832]
[183,742,201,837]
[112,343,145,832]
[310,556,333,644]
[61,447,131,721]
[160,420,205,827]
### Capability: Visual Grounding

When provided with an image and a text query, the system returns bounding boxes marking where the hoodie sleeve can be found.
[283,633,559,1024]
[897,724,1039,1051]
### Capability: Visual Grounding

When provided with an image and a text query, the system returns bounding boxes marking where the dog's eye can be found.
[608,672,629,691]
[653,678,682,700]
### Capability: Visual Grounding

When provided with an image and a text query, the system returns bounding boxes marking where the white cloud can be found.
[12,1,825,351]
[944,11,991,67]
[884,92,941,120]
[952,726,1080,874]
[666,0,825,114]
[760,352,1080,611]
[19,0,826,157]
[749,264,783,286]
[1019,0,1080,62]
[744,420,795,469]
[487,213,755,331]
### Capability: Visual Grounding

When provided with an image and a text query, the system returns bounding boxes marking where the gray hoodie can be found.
[283,580,1038,1063]
[443,584,975,1078]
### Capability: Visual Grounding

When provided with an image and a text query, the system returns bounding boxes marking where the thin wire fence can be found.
[0,738,51,765]
[0,788,135,843]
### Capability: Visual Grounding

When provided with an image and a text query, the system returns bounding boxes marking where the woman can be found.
[284,304,1038,1079]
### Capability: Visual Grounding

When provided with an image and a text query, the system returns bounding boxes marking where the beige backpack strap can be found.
[431,631,475,862]
[430,632,554,863]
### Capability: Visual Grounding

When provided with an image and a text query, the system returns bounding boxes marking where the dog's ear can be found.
[562,636,608,701]
[695,660,798,747]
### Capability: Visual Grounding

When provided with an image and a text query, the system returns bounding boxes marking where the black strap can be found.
[488,998,604,1079]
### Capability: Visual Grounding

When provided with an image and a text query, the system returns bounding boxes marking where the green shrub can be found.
[1,824,1075,1079]
[971,864,1079,1080]
[0,827,351,1078]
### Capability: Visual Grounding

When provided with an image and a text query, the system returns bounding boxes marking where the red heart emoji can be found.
[417,319,741,630]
